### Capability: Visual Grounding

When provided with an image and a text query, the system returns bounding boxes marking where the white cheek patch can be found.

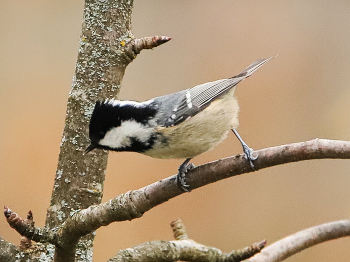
[99,120,153,149]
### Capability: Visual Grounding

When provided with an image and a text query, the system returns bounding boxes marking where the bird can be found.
[85,57,273,191]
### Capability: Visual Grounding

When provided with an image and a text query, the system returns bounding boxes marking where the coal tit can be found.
[85,57,273,191]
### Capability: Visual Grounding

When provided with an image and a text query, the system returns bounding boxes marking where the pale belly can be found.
[143,91,239,159]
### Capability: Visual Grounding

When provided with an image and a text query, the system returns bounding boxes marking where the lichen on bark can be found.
[45,0,135,260]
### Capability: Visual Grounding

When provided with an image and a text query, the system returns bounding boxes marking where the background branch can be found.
[107,219,265,262]
[243,220,350,262]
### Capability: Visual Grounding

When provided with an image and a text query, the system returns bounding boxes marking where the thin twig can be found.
[243,220,350,262]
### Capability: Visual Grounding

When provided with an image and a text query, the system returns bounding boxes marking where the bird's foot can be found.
[177,158,195,192]
[242,144,258,170]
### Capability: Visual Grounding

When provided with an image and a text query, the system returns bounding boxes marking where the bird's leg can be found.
[232,129,258,170]
[177,158,195,192]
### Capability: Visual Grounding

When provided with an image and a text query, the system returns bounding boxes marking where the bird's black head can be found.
[88,100,119,148]
[85,99,158,154]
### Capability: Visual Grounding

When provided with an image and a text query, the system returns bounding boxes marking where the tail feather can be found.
[234,55,276,79]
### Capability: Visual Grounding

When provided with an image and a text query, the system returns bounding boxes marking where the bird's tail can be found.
[233,55,277,79]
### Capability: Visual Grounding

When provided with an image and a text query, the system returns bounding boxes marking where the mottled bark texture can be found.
[0,236,18,262]
[46,1,135,261]
[47,0,133,228]
[106,219,266,262]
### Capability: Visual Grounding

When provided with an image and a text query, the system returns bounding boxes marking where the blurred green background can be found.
[1,1,350,261]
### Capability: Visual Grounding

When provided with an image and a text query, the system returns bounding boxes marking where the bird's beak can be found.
[84,144,96,155]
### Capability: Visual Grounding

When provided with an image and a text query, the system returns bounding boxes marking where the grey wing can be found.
[155,57,273,127]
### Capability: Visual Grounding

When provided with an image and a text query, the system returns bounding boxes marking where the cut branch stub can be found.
[5,207,28,233]
[122,35,172,62]
[171,219,189,240]
[132,35,172,54]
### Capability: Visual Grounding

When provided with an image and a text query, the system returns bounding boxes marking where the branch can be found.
[5,208,34,250]
[2,208,55,261]
[186,138,350,190]
[243,220,350,262]
[4,207,58,245]
[71,139,349,232]
[107,219,265,262]
[6,139,350,248]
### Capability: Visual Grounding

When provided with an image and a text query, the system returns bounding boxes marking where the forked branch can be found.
[5,139,350,249]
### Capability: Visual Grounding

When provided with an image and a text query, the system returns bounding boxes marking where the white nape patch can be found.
[99,120,153,149]
[106,99,154,108]
[109,100,141,107]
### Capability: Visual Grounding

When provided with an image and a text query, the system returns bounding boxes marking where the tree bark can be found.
[47,1,135,261]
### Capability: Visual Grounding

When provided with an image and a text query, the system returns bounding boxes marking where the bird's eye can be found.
[98,131,105,138]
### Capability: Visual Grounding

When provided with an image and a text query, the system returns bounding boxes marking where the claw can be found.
[177,158,194,192]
